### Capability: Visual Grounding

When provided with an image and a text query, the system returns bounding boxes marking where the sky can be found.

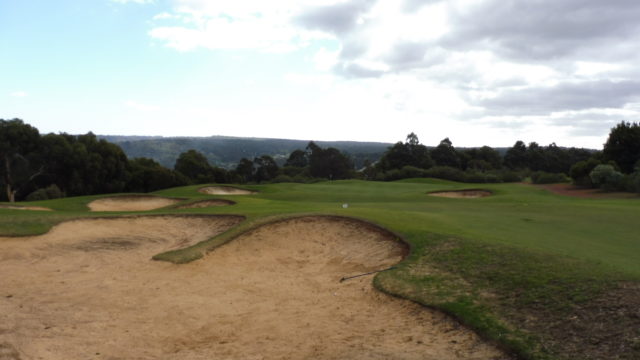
[2,0,640,149]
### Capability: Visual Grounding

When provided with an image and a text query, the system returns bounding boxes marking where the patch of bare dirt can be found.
[0,205,51,211]
[502,282,640,360]
[0,215,509,360]
[198,186,256,195]
[428,190,492,199]
[535,183,639,199]
[88,196,181,211]
[176,199,235,209]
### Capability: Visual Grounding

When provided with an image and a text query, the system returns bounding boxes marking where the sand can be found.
[176,199,235,209]
[199,186,256,195]
[0,215,508,360]
[0,205,52,211]
[88,196,182,211]
[428,190,492,198]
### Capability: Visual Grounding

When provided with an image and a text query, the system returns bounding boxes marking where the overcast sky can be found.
[2,0,640,148]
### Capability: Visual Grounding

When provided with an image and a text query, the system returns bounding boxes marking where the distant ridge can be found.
[99,135,393,169]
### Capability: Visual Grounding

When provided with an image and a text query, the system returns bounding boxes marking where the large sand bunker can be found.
[88,196,181,211]
[0,204,51,211]
[0,216,508,360]
[176,199,235,209]
[429,190,492,198]
[199,186,256,195]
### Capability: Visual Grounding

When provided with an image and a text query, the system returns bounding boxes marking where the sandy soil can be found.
[428,190,492,198]
[199,186,256,195]
[88,196,182,211]
[176,199,235,209]
[0,205,52,211]
[0,216,508,360]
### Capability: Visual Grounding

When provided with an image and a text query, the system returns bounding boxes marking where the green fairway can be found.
[148,179,640,277]
[1,179,638,360]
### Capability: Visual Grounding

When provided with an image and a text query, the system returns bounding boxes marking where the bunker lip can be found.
[198,186,257,195]
[87,195,183,212]
[428,189,492,198]
[175,199,236,209]
[0,215,508,359]
[0,204,52,211]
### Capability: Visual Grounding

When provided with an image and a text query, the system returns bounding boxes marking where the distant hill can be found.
[100,135,393,169]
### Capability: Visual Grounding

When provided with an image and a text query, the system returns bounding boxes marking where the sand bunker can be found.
[176,199,235,209]
[88,196,181,212]
[199,186,256,195]
[0,216,508,360]
[0,205,51,211]
[429,190,492,198]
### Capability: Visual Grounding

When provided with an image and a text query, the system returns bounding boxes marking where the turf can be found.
[1,179,639,359]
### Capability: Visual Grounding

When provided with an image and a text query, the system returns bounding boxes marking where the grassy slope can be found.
[1,180,639,359]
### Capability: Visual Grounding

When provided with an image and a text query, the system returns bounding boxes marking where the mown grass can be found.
[1,179,639,359]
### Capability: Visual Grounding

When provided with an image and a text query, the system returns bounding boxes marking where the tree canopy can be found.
[603,121,640,173]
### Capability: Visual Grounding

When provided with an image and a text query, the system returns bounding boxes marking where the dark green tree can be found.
[0,119,42,202]
[253,155,279,183]
[174,149,214,183]
[526,142,546,171]
[126,157,187,193]
[376,133,433,171]
[431,138,460,168]
[461,146,502,171]
[603,121,640,173]
[235,158,254,183]
[504,141,528,170]
[307,142,353,180]
[570,158,602,187]
[285,149,308,168]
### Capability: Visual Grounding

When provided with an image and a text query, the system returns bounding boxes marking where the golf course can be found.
[1,179,638,360]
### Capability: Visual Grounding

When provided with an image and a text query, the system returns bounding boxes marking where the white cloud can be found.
[10,91,28,97]
[142,0,640,144]
[149,0,329,52]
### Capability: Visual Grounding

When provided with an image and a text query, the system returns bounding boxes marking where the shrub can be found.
[531,171,570,184]
[271,174,294,183]
[423,166,467,182]
[496,171,522,183]
[465,172,488,183]
[483,173,501,183]
[627,172,640,193]
[26,189,48,201]
[26,184,64,201]
[397,166,427,179]
[570,158,601,187]
[589,165,624,191]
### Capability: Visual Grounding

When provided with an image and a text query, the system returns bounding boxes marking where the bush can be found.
[590,165,624,191]
[496,171,522,183]
[465,172,488,183]
[398,166,427,179]
[531,171,570,184]
[423,166,467,182]
[271,174,294,183]
[626,172,640,193]
[570,158,601,187]
[26,184,64,201]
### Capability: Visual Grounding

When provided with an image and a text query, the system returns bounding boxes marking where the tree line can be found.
[0,119,354,202]
[3,118,640,202]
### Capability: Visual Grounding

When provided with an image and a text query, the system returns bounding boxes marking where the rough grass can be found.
[1,179,639,360]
